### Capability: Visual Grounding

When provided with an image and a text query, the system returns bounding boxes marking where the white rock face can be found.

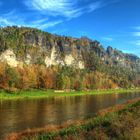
[78,61,85,69]
[45,48,85,69]
[64,55,75,66]
[0,49,85,69]
[0,49,32,67]
[45,47,57,67]
[45,56,52,67]
[45,47,64,67]
[0,50,18,67]
[25,54,31,65]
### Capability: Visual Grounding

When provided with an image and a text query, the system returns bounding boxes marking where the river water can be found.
[0,92,140,139]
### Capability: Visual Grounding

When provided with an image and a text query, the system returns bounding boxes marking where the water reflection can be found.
[0,92,140,139]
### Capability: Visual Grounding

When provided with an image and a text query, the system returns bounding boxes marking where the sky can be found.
[0,0,140,56]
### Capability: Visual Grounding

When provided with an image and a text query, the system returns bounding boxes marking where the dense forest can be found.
[0,26,140,92]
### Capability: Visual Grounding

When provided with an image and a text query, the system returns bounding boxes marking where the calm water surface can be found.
[0,92,140,139]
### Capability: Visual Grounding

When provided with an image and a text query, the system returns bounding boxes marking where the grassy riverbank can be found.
[8,99,140,140]
[1,88,140,100]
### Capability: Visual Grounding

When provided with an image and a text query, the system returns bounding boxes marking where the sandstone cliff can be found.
[0,26,140,72]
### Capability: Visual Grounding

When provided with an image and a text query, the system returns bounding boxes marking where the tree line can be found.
[0,62,139,93]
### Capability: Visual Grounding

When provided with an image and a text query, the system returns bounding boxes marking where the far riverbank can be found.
[1,88,140,101]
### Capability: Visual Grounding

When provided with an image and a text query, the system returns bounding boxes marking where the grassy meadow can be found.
[1,88,140,100]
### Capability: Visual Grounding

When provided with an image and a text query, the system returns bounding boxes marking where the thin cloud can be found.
[102,37,114,41]
[0,11,62,29]
[131,26,140,37]
[36,20,63,29]
[88,1,102,13]
[24,0,114,19]
[0,0,120,30]
[132,26,140,30]
[137,26,140,30]
[130,40,140,46]
[133,32,140,37]
[25,0,82,18]
[0,18,14,27]
[88,0,118,13]
[136,40,140,46]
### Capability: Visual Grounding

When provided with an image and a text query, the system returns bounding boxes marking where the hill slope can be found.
[0,26,140,90]
[0,26,140,70]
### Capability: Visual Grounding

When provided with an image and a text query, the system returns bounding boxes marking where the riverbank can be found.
[1,88,140,100]
[7,98,140,140]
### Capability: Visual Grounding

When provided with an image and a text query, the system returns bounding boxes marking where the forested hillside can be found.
[0,26,140,92]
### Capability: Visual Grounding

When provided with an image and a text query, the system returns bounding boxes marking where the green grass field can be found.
[0,88,140,100]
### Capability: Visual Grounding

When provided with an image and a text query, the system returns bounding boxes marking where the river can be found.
[0,92,140,139]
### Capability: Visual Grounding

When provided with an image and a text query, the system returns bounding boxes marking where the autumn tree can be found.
[44,68,56,89]
[0,63,6,89]
[5,65,20,92]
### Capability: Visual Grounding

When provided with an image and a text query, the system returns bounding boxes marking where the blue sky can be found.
[0,0,140,56]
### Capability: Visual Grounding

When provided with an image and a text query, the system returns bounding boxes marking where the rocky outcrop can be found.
[0,49,19,67]
[0,26,140,71]
[0,49,32,67]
